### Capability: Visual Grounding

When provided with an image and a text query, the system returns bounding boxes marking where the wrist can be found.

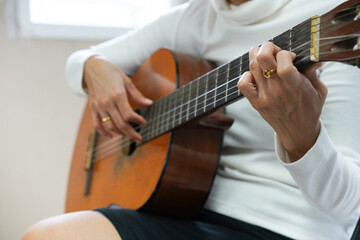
[276,121,321,162]
[83,55,104,93]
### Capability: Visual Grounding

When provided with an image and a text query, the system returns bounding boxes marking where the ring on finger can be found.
[263,69,277,79]
[101,116,111,123]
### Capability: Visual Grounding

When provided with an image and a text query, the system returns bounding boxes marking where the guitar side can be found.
[65,48,233,217]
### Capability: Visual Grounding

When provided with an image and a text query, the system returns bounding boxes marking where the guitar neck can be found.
[139,1,360,143]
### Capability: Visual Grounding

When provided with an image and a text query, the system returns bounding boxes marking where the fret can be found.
[148,105,156,140]
[203,74,209,112]
[161,97,169,133]
[151,101,159,138]
[156,99,163,137]
[173,88,179,127]
[165,94,172,132]
[291,19,311,52]
[228,56,241,100]
[206,70,217,111]
[224,54,244,100]
[186,82,192,121]
[272,30,291,51]
[139,107,150,141]
[241,54,249,73]
[238,54,248,96]
[189,80,198,120]
[215,63,228,108]
[197,75,206,116]
[178,86,185,125]
[225,63,230,102]
[194,78,200,117]
[213,68,218,108]
[292,19,312,69]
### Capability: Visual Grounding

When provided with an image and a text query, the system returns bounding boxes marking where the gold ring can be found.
[101,116,111,123]
[263,69,277,79]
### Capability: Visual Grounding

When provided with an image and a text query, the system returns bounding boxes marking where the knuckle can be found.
[99,98,112,108]
[116,121,125,130]
[277,50,288,58]
[249,46,258,53]
[249,59,259,71]
[113,91,126,101]
[122,112,134,122]
[256,52,272,66]
[258,94,273,110]
[277,65,297,79]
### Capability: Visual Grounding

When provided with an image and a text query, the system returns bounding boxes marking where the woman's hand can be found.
[237,42,328,162]
[83,56,153,142]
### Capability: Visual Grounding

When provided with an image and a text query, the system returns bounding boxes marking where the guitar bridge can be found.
[85,130,98,171]
[84,130,99,196]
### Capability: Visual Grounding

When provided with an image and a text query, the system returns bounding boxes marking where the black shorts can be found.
[95,207,293,240]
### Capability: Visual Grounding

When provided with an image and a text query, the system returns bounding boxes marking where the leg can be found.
[22,211,121,240]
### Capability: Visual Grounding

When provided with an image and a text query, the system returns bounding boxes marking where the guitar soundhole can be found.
[126,139,137,156]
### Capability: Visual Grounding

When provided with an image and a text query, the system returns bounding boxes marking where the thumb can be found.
[303,63,328,100]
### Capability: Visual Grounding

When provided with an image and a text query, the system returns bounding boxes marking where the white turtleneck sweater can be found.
[66,0,360,239]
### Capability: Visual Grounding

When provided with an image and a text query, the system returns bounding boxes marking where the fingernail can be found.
[238,72,248,83]
[238,73,245,83]
[144,98,153,104]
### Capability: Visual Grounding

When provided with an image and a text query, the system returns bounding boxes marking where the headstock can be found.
[318,0,360,67]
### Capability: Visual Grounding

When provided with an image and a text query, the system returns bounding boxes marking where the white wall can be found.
[0,2,98,239]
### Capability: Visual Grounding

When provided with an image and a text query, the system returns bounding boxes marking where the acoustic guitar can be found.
[66,0,360,217]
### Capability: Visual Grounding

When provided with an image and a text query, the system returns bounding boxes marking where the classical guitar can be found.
[66,0,360,217]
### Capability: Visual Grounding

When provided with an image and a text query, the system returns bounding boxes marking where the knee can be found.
[22,222,45,240]
[21,218,59,240]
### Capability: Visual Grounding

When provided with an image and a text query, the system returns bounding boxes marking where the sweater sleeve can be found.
[65,3,189,96]
[275,62,360,221]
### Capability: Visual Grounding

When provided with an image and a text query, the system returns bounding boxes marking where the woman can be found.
[23,0,360,239]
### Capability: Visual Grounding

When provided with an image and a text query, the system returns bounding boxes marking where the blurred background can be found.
[0,0,186,239]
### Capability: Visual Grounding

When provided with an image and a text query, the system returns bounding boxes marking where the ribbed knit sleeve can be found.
[65,3,189,96]
[275,62,360,221]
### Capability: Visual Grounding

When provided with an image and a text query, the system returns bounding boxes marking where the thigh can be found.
[22,211,121,240]
[95,208,292,240]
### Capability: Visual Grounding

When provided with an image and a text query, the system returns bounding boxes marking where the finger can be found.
[119,121,142,143]
[303,63,328,100]
[106,106,142,142]
[303,62,322,82]
[99,112,118,137]
[256,42,280,71]
[124,77,153,107]
[98,98,142,142]
[90,103,112,137]
[237,71,259,108]
[94,100,126,137]
[114,88,147,126]
[276,50,299,83]
[249,46,267,90]
[109,111,143,143]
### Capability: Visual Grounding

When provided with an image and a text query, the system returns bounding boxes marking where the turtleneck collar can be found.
[211,0,290,25]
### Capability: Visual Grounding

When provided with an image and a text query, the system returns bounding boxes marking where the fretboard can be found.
[139,18,315,143]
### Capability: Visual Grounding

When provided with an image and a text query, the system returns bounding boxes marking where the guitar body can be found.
[66,49,233,217]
